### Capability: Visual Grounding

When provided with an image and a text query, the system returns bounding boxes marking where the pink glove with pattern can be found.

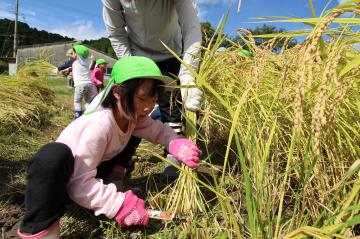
[115,190,149,227]
[168,138,201,169]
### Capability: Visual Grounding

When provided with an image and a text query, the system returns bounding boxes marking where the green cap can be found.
[238,49,251,58]
[85,56,175,114]
[96,58,107,66]
[72,44,89,58]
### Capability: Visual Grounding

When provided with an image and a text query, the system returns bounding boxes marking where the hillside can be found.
[0,18,117,59]
[0,18,73,57]
[83,37,116,58]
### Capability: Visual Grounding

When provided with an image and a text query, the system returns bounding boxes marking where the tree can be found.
[201,21,216,46]
[83,38,116,58]
[0,60,7,73]
[0,18,73,57]
[200,21,232,48]
[232,24,297,51]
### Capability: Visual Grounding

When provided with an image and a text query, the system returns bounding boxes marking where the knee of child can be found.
[30,143,74,174]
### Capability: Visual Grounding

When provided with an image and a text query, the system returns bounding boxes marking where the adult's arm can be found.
[175,0,202,86]
[58,59,74,71]
[102,0,132,58]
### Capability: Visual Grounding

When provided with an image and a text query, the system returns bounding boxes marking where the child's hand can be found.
[168,138,201,169]
[115,190,149,227]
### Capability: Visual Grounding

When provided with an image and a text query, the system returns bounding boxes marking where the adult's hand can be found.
[181,86,203,112]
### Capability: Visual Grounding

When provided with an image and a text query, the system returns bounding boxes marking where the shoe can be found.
[17,220,60,239]
[162,154,180,183]
[101,164,140,193]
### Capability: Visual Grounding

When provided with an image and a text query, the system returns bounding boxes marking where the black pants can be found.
[111,58,183,171]
[19,142,128,234]
[20,143,74,234]
[157,58,182,124]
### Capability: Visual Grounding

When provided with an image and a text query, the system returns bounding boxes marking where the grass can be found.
[0,62,76,237]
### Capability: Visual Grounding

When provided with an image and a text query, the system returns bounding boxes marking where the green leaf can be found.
[215,232,228,239]
[253,17,360,25]
[339,55,360,77]
[308,0,317,18]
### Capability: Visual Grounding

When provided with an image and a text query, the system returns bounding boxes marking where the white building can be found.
[16,41,116,76]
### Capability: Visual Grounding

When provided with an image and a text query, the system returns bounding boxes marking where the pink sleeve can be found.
[66,122,125,219]
[132,117,178,150]
[90,68,104,86]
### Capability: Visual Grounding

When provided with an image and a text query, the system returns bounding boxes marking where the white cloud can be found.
[0,3,36,20]
[198,0,223,5]
[22,9,36,16]
[195,0,231,19]
[196,6,209,20]
[51,21,106,40]
[0,3,15,19]
[337,0,350,4]
[0,9,14,19]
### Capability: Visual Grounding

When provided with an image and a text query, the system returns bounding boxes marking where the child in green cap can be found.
[72,43,98,119]
[17,56,202,238]
[90,58,108,92]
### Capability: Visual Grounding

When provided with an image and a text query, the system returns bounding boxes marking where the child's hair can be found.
[102,78,164,120]
[90,60,96,70]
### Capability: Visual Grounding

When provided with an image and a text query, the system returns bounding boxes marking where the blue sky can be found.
[0,0,348,41]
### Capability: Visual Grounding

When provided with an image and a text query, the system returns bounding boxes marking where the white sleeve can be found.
[65,122,124,219]
[175,0,202,86]
[102,0,132,58]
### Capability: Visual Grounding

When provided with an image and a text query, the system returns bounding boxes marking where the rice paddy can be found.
[0,1,359,238]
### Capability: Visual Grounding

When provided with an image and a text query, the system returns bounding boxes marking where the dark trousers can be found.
[157,58,182,124]
[20,143,74,234]
[19,142,128,234]
[110,58,183,172]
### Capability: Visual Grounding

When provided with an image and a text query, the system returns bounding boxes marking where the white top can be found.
[72,57,92,87]
[102,0,202,86]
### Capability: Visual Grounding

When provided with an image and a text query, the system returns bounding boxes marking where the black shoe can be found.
[162,165,179,184]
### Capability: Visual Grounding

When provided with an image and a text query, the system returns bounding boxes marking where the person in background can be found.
[102,0,203,181]
[72,44,98,119]
[57,49,75,88]
[91,58,108,92]
[17,56,201,239]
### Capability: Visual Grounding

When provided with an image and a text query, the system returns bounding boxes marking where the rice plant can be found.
[148,1,360,238]
[0,60,56,136]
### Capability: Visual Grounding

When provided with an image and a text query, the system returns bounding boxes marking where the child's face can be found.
[71,49,77,59]
[134,79,158,120]
[99,63,107,70]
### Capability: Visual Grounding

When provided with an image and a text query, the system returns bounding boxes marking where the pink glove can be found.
[168,138,201,168]
[115,190,149,227]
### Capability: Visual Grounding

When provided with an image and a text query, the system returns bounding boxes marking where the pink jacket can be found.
[56,108,177,219]
[90,68,105,88]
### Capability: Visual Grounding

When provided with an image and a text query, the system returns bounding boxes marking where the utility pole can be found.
[13,0,19,58]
